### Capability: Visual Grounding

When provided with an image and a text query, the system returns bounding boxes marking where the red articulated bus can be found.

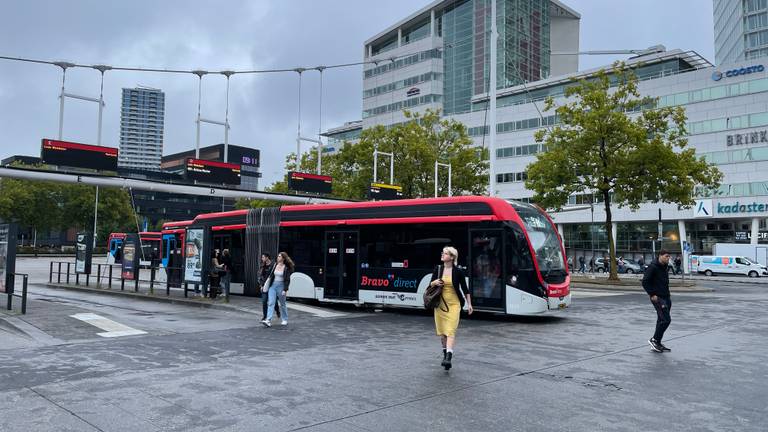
[162,196,570,315]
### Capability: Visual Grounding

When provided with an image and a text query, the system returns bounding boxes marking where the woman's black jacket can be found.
[430,265,469,308]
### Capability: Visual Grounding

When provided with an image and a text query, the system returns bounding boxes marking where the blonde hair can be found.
[443,246,458,265]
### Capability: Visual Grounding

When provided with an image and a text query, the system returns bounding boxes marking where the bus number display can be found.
[185,158,241,185]
[288,171,332,194]
[368,183,403,200]
[40,139,118,171]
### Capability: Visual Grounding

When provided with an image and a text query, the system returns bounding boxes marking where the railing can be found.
[48,261,199,298]
[5,272,29,314]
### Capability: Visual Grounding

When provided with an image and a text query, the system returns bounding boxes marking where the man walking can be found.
[642,249,672,353]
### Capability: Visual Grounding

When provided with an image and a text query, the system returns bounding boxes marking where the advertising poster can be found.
[184,228,204,283]
[75,232,93,274]
[120,235,139,280]
[0,224,18,294]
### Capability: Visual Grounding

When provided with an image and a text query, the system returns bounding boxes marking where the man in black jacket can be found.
[642,249,672,353]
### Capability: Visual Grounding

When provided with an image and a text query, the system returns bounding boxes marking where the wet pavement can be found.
[0,258,766,431]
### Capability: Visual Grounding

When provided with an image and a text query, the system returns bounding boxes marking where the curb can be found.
[41,283,259,314]
[571,282,714,293]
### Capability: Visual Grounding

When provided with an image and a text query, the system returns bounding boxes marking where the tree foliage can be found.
[239,109,489,208]
[525,62,722,280]
[0,178,134,244]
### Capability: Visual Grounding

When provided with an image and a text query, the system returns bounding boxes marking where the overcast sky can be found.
[0,0,715,187]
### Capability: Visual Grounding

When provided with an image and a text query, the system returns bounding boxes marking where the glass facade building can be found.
[119,87,165,171]
[714,0,768,64]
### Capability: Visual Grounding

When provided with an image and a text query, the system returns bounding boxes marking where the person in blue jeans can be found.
[262,252,294,327]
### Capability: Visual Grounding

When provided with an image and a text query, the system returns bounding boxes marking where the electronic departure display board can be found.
[288,171,332,194]
[185,158,241,185]
[368,183,403,200]
[40,139,118,171]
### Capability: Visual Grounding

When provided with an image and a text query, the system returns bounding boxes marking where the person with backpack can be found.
[428,246,473,370]
[219,249,233,302]
[261,252,293,327]
[642,249,673,353]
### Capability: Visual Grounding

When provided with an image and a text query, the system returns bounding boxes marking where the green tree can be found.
[251,109,489,202]
[0,179,63,243]
[525,63,722,280]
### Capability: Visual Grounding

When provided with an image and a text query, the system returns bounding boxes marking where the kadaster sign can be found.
[716,201,768,215]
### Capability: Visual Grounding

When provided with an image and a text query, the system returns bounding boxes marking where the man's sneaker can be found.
[281,320,288,326]
[658,342,671,352]
[261,319,271,328]
[648,338,663,353]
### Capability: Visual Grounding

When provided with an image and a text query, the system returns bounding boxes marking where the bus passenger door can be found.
[324,231,359,300]
[468,229,505,311]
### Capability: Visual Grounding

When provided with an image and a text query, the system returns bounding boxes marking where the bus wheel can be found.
[749,271,759,278]
[705,270,713,276]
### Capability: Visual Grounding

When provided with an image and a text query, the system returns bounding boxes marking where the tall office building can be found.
[714,0,768,64]
[362,0,579,129]
[119,87,165,171]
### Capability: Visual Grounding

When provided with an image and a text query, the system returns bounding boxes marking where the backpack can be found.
[423,265,448,311]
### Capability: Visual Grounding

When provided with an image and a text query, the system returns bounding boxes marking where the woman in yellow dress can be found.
[429,246,473,370]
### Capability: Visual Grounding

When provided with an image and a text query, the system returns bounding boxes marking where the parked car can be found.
[595,257,643,274]
[695,255,768,277]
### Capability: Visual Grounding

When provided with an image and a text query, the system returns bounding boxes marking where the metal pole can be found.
[295,69,304,169]
[488,0,498,197]
[317,67,325,175]
[57,67,67,139]
[93,185,99,248]
[222,71,234,162]
[434,160,438,197]
[193,71,207,159]
[390,152,394,185]
[448,163,452,197]
[373,150,378,183]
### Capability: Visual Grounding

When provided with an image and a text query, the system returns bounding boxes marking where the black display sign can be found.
[227,146,260,168]
[185,158,241,185]
[358,267,427,293]
[288,171,332,194]
[368,183,403,200]
[0,223,18,294]
[121,234,140,280]
[40,139,118,171]
[75,232,93,275]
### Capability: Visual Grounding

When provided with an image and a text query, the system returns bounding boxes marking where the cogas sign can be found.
[712,65,765,81]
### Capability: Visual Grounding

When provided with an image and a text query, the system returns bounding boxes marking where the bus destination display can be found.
[288,171,332,194]
[40,139,118,171]
[185,158,241,185]
[368,183,403,200]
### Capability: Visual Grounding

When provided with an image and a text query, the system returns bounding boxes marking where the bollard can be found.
[166,269,171,297]
[150,267,156,295]
[134,267,140,293]
[66,262,71,284]
[184,282,189,298]
[76,273,79,285]
[86,271,89,287]
[49,261,53,283]
[21,275,27,315]
[109,265,113,289]
[57,262,62,284]
[121,274,125,291]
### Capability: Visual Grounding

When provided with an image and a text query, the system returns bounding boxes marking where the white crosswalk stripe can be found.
[70,313,147,337]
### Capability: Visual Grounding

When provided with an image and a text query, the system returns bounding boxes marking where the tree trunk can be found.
[603,192,618,281]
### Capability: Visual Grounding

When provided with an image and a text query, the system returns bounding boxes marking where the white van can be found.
[695,255,768,277]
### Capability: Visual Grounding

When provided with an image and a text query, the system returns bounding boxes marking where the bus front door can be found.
[469,229,505,311]
[324,231,359,300]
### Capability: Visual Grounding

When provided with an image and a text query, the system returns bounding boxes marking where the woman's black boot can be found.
[442,352,452,370]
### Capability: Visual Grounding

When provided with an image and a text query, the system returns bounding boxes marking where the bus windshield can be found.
[511,204,566,274]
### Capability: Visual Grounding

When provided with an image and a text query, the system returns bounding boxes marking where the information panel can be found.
[0,224,18,294]
[184,228,205,283]
[288,171,332,194]
[185,158,241,185]
[75,232,93,275]
[40,139,118,171]
[368,183,403,200]
[121,234,139,280]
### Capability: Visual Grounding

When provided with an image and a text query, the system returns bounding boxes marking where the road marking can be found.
[70,313,147,338]
[285,301,347,318]
[571,290,635,298]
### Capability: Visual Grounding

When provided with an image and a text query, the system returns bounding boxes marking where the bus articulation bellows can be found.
[160,196,570,315]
